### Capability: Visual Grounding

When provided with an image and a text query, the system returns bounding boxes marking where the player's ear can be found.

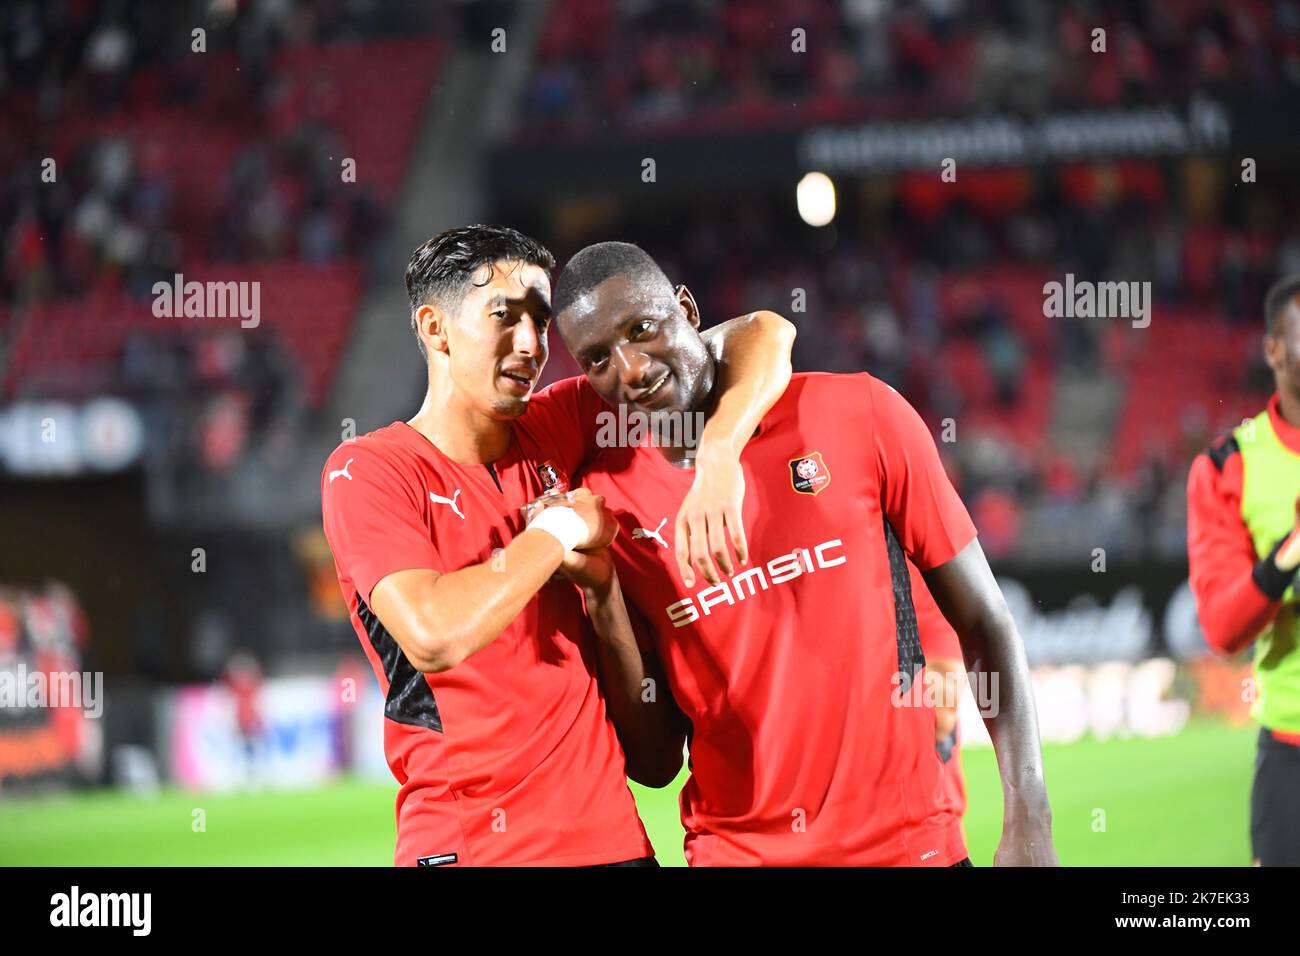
[1265,330,1285,375]
[676,285,701,330]
[416,303,450,356]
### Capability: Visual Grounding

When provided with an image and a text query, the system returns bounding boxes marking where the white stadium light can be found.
[796,171,836,227]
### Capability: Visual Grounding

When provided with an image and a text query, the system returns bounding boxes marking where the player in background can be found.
[222,652,265,788]
[546,241,1055,866]
[1187,274,1300,866]
[320,225,794,866]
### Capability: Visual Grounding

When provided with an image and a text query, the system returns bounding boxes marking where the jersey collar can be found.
[1267,392,1300,456]
[633,411,771,483]
[394,420,520,469]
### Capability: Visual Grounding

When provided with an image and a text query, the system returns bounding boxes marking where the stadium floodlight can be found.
[796,171,837,227]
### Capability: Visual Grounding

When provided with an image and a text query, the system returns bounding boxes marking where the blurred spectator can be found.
[221,652,265,784]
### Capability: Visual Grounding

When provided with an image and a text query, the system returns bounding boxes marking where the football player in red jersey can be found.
[321,226,794,865]
[548,241,1056,866]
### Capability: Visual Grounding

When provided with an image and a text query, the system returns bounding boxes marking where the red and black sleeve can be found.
[1186,433,1294,656]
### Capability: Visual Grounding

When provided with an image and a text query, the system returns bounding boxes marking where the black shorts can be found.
[595,855,660,868]
[1250,726,1300,866]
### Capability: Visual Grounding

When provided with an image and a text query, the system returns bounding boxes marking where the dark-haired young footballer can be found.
[551,242,1057,866]
[320,226,794,866]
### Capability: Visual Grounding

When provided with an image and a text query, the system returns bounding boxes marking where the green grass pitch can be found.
[0,720,1255,866]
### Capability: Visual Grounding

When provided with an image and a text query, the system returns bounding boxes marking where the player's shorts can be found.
[1250,726,1300,866]
[593,855,659,868]
[951,858,973,867]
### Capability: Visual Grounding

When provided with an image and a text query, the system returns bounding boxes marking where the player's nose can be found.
[611,344,652,387]
[512,313,546,358]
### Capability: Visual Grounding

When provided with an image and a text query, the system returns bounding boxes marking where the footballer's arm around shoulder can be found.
[697,309,796,456]
[673,310,797,585]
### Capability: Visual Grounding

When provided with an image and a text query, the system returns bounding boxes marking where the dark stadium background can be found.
[0,0,1287,865]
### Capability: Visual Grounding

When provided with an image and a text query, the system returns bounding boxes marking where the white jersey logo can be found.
[429,489,465,520]
[664,538,847,628]
[328,458,354,483]
[632,517,668,549]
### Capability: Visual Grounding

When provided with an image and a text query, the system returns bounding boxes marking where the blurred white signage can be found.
[801,96,1231,173]
[0,398,144,476]
[958,658,1190,748]
[166,677,343,791]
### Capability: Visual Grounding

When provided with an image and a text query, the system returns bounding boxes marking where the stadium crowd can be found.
[0,0,437,471]
[522,0,1300,136]
[0,0,1289,559]
[533,151,1284,560]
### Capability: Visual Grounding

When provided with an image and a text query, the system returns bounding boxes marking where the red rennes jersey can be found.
[321,376,651,867]
[580,372,977,866]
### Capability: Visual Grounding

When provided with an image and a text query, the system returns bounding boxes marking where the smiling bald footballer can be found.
[552,241,1057,867]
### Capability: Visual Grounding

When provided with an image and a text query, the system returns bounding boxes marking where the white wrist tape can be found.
[528,506,588,552]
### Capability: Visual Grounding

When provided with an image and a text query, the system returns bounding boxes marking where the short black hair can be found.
[1264,274,1300,334]
[553,241,675,317]
[405,224,555,355]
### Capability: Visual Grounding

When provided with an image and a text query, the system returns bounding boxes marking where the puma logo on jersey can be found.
[632,517,669,549]
[429,489,465,520]
[665,538,847,627]
[328,458,354,483]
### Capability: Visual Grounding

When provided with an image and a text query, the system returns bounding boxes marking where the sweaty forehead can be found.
[562,273,670,339]
[468,260,550,302]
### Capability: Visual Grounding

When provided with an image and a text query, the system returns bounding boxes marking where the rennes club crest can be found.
[788,452,831,496]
